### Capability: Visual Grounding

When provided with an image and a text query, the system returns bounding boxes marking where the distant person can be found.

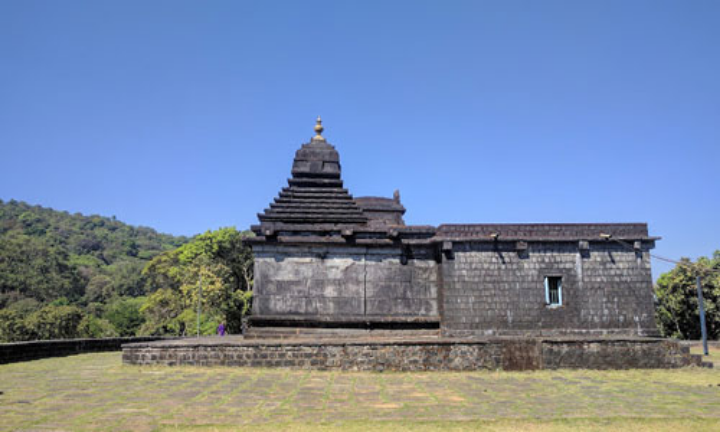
[217,322,226,337]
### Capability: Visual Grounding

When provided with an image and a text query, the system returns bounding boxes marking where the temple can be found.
[245,117,659,337]
[125,118,712,371]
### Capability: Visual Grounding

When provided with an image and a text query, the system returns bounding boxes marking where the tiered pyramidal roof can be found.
[256,117,368,227]
[249,117,656,248]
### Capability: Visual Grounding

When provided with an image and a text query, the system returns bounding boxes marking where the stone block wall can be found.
[364,249,438,316]
[252,245,439,319]
[542,339,694,369]
[251,239,656,337]
[0,337,165,364]
[441,242,656,337]
[122,337,704,371]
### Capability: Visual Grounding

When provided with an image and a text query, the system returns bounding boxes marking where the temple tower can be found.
[246,118,440,333]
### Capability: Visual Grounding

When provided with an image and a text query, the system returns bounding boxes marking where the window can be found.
[544,276,562,306]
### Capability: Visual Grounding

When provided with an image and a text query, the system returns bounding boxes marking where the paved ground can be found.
[0,347,719,431]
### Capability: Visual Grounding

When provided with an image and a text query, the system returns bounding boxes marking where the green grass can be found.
[161,418,720,431]
[0,348,719,431]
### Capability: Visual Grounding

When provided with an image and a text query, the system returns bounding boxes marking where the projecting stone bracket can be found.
[578,240,590,258]
[441,241,454,261]
[260,227,278,243]
[515,241,528,259]
[634,240,643,260]
[341,228,356,245]
[400,245,414,265]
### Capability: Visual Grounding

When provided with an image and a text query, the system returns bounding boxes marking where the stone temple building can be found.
[246,118,659,338]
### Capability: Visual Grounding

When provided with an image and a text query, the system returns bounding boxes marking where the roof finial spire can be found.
[313,116,325,141]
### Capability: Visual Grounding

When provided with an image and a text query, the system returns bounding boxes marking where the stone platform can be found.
[121,336,710,371]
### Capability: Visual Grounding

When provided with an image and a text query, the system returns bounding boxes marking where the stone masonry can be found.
[245,118,660,337]
[122,337,705,371]
[442,241,656,336]
[1,337,165,364]
[252,245,438,319]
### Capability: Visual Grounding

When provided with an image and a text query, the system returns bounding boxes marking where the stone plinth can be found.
[122,336,709,371]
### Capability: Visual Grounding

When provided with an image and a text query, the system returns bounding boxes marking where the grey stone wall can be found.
[541,339,693,369]
[0,337,166,364]
[441,242,657,337]
[122,337,704,371]
[252,245,439,319]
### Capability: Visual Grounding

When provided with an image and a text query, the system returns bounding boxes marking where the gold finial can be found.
[313,116,325,141]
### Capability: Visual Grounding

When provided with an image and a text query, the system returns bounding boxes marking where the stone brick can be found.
[122,337,703,371]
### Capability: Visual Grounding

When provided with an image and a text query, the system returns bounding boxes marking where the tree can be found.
[0,200,256,342]
[0,234,84,302]
[84,275,114,303]
[103,297,146,336]
[139,288,185,335]
[78,315,118,338]
[654,251,720,340]
[24,305,85,340]
[105,260,147,297]
[0,199,187,307]
[0,309,32,342]
[141,227,254,335]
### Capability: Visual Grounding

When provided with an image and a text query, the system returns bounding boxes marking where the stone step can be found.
[690,354,702,365]
[258,214,368,223]
[245,327,441,340]
[689,354,714,368]
[278,192,355,200]
[282,186,349,194]
[270,202,360,210]
[264,208,365,215]
[287,178,344,187]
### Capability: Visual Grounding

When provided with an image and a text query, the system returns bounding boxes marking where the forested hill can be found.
[0,199,188,306]
[0,199,253,342]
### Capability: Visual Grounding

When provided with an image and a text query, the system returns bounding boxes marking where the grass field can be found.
[0,347,718,431]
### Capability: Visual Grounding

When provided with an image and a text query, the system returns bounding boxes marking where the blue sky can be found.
[1,1,718,278]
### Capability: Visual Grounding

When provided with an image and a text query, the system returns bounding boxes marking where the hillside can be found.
[0,199,187,310]
[0,199,253,342]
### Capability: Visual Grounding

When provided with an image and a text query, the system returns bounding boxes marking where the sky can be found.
[1,0,718,279]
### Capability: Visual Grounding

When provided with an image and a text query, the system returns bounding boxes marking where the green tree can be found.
[0,309,32,342]
[103,297,146,336]
[106,260,147,297]
[141,228,253,335]
[24,305,85,340]
[139,288,185,335]
[0,294,40,313]
[0,199,190,341]
[654,251,720,340]
[0,199,187,301]
[0,233,83,302]
[78,315,119,338]
[84,275,114,303]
